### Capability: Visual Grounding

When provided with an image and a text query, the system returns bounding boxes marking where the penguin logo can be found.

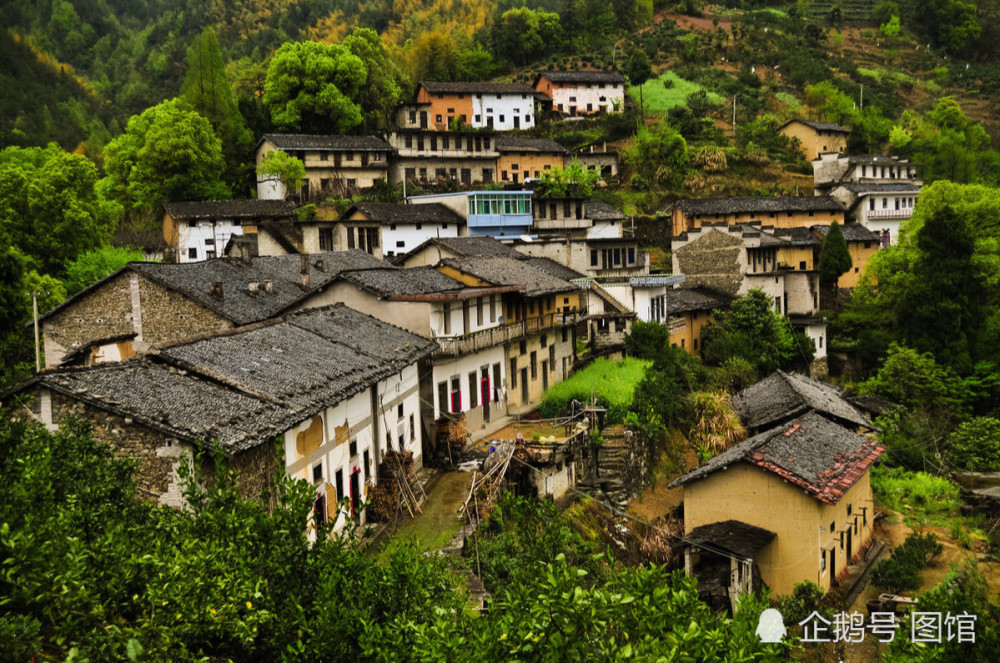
[755,608,787,643]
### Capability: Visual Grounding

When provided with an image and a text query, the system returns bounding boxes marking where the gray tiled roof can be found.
[772,226,822,246]
[686,520,776,560]
[536,70,626,84]
[585,200,626,221]
[523,257,587,282]
[662,288,731,315]
[670,411,884,505]
[442,256,576,296]
[678,196,844,216]
[163,200,296,220]
[494,135,567,153]
[224,234,259,258]
[427,236,526,259]
[40,252,386,326]
[835,182,921,194]
[782,119,851,133]
[730,370,872,431]
[261,134,392,151]
[30,305,436,455]
[341,267,466,297]
[351,202,464,225]
[419,81,536,95]
[811,224,881,243]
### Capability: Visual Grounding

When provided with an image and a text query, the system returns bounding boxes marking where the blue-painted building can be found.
[408,191,534,239]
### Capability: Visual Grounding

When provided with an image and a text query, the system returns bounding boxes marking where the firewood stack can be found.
[367,450,422,522]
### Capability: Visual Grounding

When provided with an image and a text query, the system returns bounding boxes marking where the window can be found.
[312,463,323,483]
[438,381,448,414]
[410,414,415,440]
[430,135,437,151]
[408,110,417,124]
[562,327,568,343]
[396,240,405,248]
[490,296,496,322]
[799,261,806,270]
[541,334,547,348]
[530,351,537,379]
[627,248,635,265]
[450,376,461,413]
[519,340,527,355]
[474,115,481,123]
[510,358,518,387]
[404,135,413,148]
[417,136,424,151]
[442,302,451,334]
[436,114,442,123]
[336,469,344,502]
[469,372,478,408]
[590,250,598,267]
[549,345,555,371]
[404,168,416,180]
[349,439,358,457]
[188,248,198,260]
[319,229,334,251]
[499,114,504,123]
[363,449,370,481]
[346,179,356,188]
[476,297,484,326]
[847,504,852,516]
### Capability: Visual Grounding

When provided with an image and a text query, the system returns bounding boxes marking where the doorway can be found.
[350,469,361,520]
[846,526,853,563]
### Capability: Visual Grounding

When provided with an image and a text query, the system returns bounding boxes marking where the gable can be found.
[673,230,744,296]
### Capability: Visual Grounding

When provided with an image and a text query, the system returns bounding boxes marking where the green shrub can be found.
[872,557,921,593]
[946,417,1000,471]
[778,581,829,625]
[872,466,961,520]
[872,532,943,592]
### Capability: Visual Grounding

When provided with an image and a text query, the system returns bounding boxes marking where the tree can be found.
[490,8,563,66]
[455,44,497,81]
[181,28,253,193]
[102,99,230,215]
[625,51,652,119]
[898,205,984,373]
[622,120,689,190]
[625,320,673,363]
[913,0,981,56]
[0,144,121,274]
[263,41,367,134]
[701,289,814,374]
[64,246,147,295]
[818,221,852,295]
[343,28,401,132]
[534,159,600,199]
[858,343,969,416]
[256,150,306,199]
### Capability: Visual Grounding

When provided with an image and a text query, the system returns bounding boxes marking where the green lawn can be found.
[628,71,724,113]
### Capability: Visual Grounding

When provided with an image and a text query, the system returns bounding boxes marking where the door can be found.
[830,548,836,587]
[350,469,361,520]
[480,369,491,423]
[520,368,528,403]
[419,111,428,128]
[514,115,520,129]
[846,526,853,562]
[541,360,549,390]
[462,300,470,334]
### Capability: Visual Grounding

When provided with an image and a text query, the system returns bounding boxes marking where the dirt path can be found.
[384,471,474,552]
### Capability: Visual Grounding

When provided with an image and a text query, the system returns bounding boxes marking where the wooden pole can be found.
[32,292,40,372]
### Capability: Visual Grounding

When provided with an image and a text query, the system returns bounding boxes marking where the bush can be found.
[947,417,1000,471]
[872,557,921,593]
[777,580,828,625]
[872,532,943,592]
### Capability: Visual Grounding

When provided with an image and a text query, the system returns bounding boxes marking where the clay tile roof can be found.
[493,135,567,153]
[351,202,464,225]
[686,520,777,560]
[730,370,873,432]
[811,223,881,243]
[662,288,731,315]
[341,266,466,297]
[781,119,851,133]
[677,196,844,216]
[670,411,885,504]
[585,200,626,221]
[162,199,296,221]
[536,70,626,84]
[419,81,536,95]
[261,134,392,151]
[441,256,577,296]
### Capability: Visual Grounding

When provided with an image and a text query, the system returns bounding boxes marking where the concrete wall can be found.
[683,462,876,595]
[43,272,232,368]
[174,219,242,263]
[414,88,534,130]
[392,157,497,186]
[256,142,390,198]
[840,241,879,288]
[298,284,434,337]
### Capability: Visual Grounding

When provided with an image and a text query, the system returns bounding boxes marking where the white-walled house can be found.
[341,202,466,259]
[533,70,626,116]
[6,305,436,532]
[256,134,393,201]
[401,81,539,132]
[162,200,296,263]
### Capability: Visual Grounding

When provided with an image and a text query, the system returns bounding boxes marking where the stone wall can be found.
[672,230,744,296]
[43,271,232,367]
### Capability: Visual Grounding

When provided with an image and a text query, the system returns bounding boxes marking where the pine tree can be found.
[818,221,852,292]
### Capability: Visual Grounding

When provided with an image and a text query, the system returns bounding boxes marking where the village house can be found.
[7,305,435,531]
[655,287,731,355]
[386,129,499,185]
[572,142,619,183]
[576,280,637,355]
[778,119,851,160]
[340,202,466,258]
[161,199,296,263]
[408,190,535,239]
[672,196,846,237]
[812,154,921,246]
[256,134,393,200]
[671,410,885,605]
[435,255,582,414]
[671,223,827,368]
[37,251,386,368]
[495,135,567,183]
[533,70,626,116]
[399,81,539,131]
[810,224,881,288]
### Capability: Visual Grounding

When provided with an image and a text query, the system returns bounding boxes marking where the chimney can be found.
[314,258,325,272]
[263,279,274,293]
[300,254,310,289]
[248,280,259,296]
[211,282,224,300]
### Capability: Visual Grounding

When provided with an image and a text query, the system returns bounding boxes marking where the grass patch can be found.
[872,465,961,527]
[540,357,651,423]
[775,91,801,110]
[857,66,887,81]
[629,71,724,113]
[382,472,472,554]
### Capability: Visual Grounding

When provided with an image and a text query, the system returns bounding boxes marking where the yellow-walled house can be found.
[659,288,730,355]
[495,135,567,184]
[779,119,851,160]
[672,196,845,237]
[670,410,885,606]
[811,223,881,289]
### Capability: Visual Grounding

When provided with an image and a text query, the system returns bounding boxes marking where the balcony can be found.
[433,313,577,357]
[866,208,913,220]
[467,213,533,233]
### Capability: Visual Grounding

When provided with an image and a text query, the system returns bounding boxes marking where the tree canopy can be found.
[818,221,853,292]
[102,99,230,215]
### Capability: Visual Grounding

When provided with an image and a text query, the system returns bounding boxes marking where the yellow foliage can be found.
[305,11,357,44]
